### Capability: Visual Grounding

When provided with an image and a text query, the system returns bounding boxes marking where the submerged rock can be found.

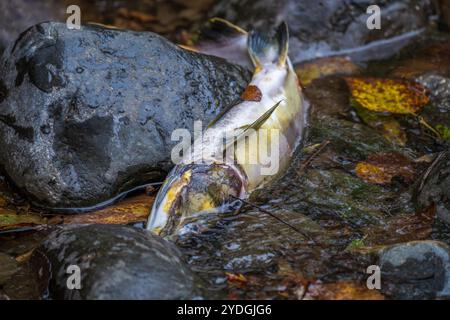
[0,253,17,286]
[0,22,250,209]
[416,151,450,224]
[210,0,436,63]
[32,224,205,299]
[378,240,450,299]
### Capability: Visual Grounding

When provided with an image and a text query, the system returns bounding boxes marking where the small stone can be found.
[378,240,450,299]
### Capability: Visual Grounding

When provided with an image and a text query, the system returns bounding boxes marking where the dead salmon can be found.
[147,20,308,237]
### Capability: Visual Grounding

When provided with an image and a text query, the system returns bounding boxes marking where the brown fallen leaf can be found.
[345,77,429,114]
[0,193,155,233]
[225,272,248,286]
[355,152,415,185]
[54,193,154,225]
[304,281,385,300]
[241,85,262,102]
[363,204,436,247]
[296,56,360,86]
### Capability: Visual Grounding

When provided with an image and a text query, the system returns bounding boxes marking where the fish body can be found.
[147,21,307,236]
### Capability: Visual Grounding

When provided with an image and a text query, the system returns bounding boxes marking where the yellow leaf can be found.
[345,77,429,114]
[0,210,49,232]
[54,193,153,225]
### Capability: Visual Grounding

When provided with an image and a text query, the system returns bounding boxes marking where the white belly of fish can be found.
[184,62,305,192]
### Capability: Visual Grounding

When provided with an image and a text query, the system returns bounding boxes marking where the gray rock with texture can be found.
[378,240,450,299]
[210,0,436,63]
[0,22,250,209]
[32,224,205,299]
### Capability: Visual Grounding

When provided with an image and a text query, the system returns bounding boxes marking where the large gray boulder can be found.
[0,22,250,209]
[210,0,437,63]
[32,224,205,299]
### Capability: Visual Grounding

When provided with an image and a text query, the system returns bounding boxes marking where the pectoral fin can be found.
[224,100,283,150]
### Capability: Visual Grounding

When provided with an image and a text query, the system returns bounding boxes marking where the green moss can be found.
[345,235,368,251]
[310,117,399,161]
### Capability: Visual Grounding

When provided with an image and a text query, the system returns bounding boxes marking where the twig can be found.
[417,115,442,140]
[299,281,311,300]
[417,151,446,195]
[229,195,314,241]
[297,140,331,177]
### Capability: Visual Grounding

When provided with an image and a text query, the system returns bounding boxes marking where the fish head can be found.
[146,164,246,237]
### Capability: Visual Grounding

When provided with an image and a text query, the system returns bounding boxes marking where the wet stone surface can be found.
[31,224,206,299]
[0,22,250,209]
[158,36,450,299]
[378,240,450,299]
[0,1,449,301]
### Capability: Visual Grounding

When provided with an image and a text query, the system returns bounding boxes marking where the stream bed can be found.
[0,0,450,300]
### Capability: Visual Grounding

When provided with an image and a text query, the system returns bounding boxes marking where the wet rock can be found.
[32,224,205,299]
[391,41,450,117]
[378,240,450,299]
[0,22,250,209]
[389,39,450,152]
[210,0,436,63]
[415,73,450,130]
[416,151,450,224]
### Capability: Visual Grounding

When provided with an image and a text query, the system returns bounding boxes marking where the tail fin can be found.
[248,22,289,69]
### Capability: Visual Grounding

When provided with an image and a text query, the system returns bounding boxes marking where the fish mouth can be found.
[146,163,247,237]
